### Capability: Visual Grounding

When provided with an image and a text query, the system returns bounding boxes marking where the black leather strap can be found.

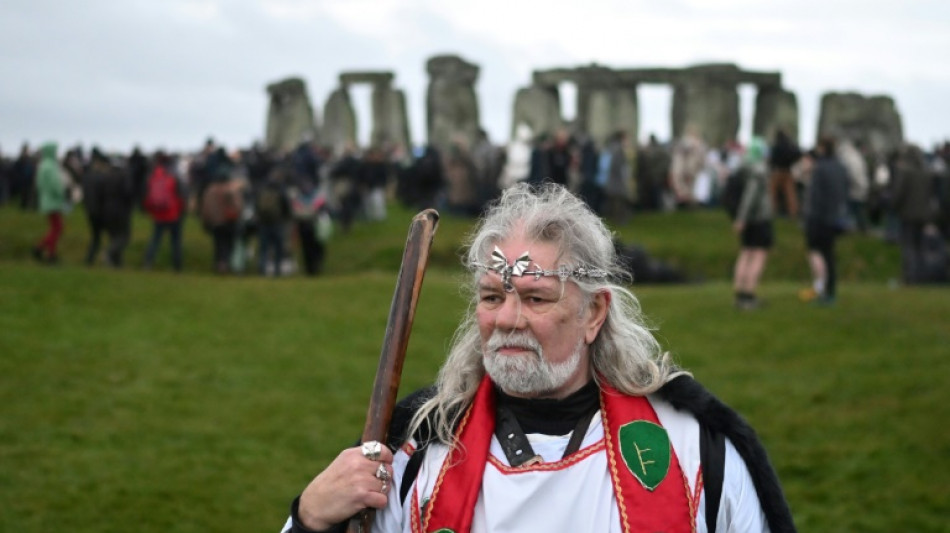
[700,422,726,533]
[495,406,543,467]
[562,408,597,458]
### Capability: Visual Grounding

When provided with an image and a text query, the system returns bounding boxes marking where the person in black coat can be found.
[801,138,850,304]
[83,148,134,267]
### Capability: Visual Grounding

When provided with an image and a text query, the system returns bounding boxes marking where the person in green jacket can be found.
[732,137,774,310]
[32,142,67,263]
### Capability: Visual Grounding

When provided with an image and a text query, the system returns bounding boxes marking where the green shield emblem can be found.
[618,420,671,491]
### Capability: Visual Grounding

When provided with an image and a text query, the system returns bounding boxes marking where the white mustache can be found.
[485,330,542,356]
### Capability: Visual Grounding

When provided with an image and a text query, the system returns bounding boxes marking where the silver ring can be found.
[375,463,390,481]
[361,441,382,461]
[380,478,388,493]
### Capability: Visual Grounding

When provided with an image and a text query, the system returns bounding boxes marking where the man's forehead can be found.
[493,238,561,266]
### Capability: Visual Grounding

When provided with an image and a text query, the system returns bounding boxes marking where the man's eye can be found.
[481,294,502,304]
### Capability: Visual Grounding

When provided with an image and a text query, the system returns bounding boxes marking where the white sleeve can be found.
[370,443,414,533]
[715,438,771,533]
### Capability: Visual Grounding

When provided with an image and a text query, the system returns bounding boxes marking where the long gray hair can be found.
[408,183,684,445]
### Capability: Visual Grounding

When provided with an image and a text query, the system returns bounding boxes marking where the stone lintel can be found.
[533,63,781,89]
[267,77,307,94]
[339,71,395,87]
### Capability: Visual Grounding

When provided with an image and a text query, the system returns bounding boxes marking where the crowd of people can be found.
[2,127,948,291]
[0,138,411,276]
[723,130,950,309]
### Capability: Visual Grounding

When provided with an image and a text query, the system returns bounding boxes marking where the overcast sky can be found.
[2,0,948,155]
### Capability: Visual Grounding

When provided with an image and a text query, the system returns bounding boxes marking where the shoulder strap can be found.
[400,446,425,504]
[699,420,726,533]
[387,386,438,505]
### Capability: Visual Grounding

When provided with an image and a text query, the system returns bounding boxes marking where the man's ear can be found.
[585,290,611,345]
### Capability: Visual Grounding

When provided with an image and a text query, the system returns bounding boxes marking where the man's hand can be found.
[297,445,395,531]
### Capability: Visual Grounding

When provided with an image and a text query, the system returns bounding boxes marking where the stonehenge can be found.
[264,55,904,156]
[519,63,794,148]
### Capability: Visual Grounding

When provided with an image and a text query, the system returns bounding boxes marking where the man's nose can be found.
[494,293,527,330]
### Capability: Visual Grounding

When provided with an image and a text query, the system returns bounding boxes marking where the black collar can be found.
[495,380,599,435]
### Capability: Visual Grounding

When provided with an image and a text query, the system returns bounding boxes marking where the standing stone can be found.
[581,87,638,148]
[671,64,740,148]
[511,85,561,142]
[265,77,317,155]
[338,72,412,151]
[371,84,411,151]
[575,65,639,147]
[817,92,903,155]
[322,87,357,154]
[754,87,799,143]
[426,54,481,153]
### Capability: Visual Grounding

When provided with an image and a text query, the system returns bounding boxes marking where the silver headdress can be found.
[472,246,609,292]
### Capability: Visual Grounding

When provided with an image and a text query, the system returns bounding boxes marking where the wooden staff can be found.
[347,208,439,533]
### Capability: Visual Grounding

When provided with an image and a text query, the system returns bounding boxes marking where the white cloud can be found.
[172,0,223,22]
[0,0,947,152]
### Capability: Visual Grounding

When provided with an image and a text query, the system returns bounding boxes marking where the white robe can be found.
[368,395,770,533]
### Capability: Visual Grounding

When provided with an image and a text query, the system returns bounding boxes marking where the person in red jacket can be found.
[143,151,187,271]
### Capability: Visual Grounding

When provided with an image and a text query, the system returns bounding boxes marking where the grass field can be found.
[1,203,947,532]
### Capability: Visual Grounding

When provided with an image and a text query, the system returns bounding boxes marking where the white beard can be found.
[482,330,585,397]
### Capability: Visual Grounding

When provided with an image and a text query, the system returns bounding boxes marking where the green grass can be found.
[0,203,946,531]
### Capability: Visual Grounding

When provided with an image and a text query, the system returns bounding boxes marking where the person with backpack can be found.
[198,150,243,274]
[83,148,134,267]
[143,151,187,271]
[282,184,795,533]
[255,168,292,276]
[731,137,774,310]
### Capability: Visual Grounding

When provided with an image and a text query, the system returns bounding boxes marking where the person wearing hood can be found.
[731,137,774,310]
[32,142,67,264]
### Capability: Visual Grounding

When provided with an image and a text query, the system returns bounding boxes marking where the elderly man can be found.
[283,184,795,533]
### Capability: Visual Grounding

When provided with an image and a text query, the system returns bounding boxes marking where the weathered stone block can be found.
[511,85,561,141]
[754,87,799,143]
[671,64,740,147]
[322,88,357,154]
[426,54,481,152]
[817,92,903,155]
[265,77,317,155]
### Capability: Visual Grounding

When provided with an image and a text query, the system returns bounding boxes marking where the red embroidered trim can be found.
[601,392,631,533]
[421,399,476,530]
[487,440,606,474]
[600,383,693,533]
[410,484,422,533]
[691,468,704,532]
